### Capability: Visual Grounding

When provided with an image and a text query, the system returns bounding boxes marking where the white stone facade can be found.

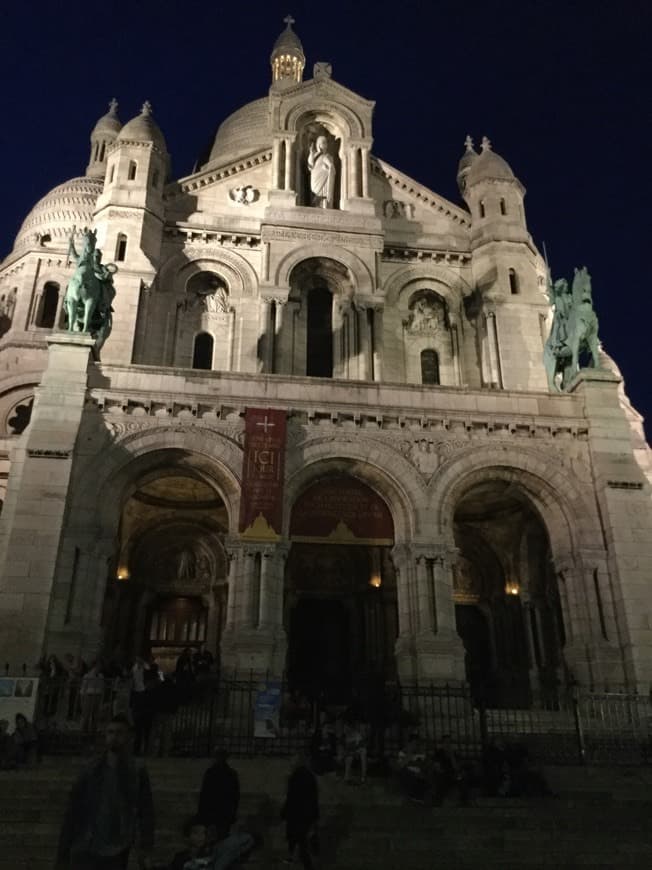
[0,23,651,699]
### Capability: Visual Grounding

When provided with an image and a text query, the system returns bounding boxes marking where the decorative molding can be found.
[27,448,71,459]
[261,225,382,250]
[383,247,471,265]
[168,151,273,198]
[607,480,643,490]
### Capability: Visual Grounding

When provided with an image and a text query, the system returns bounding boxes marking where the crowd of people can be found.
[54,715,320,870]
[0,713,39,769]
[36,647,216,755]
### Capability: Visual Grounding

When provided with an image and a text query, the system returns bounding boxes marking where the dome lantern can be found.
[86,98,122,179]
[270,15,305,86]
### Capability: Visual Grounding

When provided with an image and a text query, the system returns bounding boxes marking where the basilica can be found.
[0,19,651,706]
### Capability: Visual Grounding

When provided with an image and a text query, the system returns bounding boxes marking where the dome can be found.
[271,16,305,61]
[466,137,516,186]
[203,97,271,168]
[13,176,103,253]
[92,98,121,136]
[117,101,166,151]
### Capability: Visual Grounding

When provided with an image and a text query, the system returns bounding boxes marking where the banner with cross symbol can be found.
[239,407,288,540]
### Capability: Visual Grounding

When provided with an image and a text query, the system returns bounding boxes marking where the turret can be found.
[459,136,549,391]
[93,101,169,364]
[270,15,305,87]
[462,136,528,245]
[86,99,122,178]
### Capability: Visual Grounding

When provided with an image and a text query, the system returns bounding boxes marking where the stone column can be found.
[358,306,371,381]
[413,545,465,683]
[390,544,416,681]
[449,317,463,386]
[284,137,294,191]
[372,306,383,382]
[0,334,94,671]
[361,147,370,198]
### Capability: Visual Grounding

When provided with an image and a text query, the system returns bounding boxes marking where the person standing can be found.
[130,658,149,755]
[55,714,154,870]
[80,662,105,735]
[281,753,319,869]
[197,748,240,842]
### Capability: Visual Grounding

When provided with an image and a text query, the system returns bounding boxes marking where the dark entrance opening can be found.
[306,287,333,377]
[455,604,493,704]
[289,598,350,703]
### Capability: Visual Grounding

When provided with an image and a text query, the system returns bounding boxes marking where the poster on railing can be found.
[253,680,282,739]
[0,677,39,727]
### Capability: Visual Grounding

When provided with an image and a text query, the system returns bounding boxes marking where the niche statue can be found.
[308,135,336,208]
[543,266,600,391]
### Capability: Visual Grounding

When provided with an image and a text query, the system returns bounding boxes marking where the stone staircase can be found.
[1,759,652,869]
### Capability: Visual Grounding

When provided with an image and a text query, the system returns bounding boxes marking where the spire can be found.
[270,14,306,86]
[464,134,475,152]
[456,134,478,196]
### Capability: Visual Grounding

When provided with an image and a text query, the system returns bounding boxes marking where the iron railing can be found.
[30,673,652,765]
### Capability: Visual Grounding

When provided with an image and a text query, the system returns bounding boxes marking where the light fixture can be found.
[369,574,382,588]
[116,566,130,581]
[505,581,520,596]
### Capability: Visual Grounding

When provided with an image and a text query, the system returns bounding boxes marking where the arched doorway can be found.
[102,470,229,672]
[286,475,397,703]
[453,480,565,708]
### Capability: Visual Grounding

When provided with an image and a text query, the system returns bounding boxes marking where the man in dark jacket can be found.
[56,714,154,870]
[281,753,319,869]
[197,749,240,842]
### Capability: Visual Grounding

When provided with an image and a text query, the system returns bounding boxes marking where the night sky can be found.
[1,0,649,433]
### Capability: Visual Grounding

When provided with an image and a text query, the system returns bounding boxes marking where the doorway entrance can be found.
[286,475,397,704]
[289,598,350,702]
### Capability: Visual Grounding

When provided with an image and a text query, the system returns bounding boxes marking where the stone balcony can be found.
[88,362,588,435]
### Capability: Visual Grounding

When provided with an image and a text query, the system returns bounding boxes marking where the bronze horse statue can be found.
[543,267,600,391]
[63,228,103,334]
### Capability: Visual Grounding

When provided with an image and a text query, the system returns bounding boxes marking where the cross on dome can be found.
[283,14,295,27]
[108,98,118,115]
[141,100,153,116]
[481,136,492,152]
[464,134,474,152]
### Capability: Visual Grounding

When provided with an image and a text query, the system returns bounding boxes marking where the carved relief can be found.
[229,185,258,205]
[404,292,445,336]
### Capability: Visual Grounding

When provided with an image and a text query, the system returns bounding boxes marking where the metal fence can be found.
[32,673,652,766]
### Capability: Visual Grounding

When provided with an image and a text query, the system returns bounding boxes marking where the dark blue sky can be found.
[1,0,649,432]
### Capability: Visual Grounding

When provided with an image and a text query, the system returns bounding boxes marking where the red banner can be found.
[289,477,394,545]
[239,408,287,540]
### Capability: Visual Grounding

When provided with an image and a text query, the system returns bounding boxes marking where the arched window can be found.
[479,200,486,218]
[508,268,520,295]
[99,143,106,162]
[37,281,60,328]
[421,349,440,385]
[115,234,128,262]
[192,332,214,370]
[500,198,507,216]
[127,160,137,181]
[109,164,115,184]
[152,169,160,188]
[306,287,333,377]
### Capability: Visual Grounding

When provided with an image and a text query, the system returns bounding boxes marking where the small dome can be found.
[202,97,271,169]
[270,15,305,84]
[271,15,305,60]
[92,98,121,136]
[457,135,478,173]
[13,176,103,252]
[466,137,516,186]
[117,101,167,151]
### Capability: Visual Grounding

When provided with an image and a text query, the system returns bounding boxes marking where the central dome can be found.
[13,176,103,253]
[203,97,271,169]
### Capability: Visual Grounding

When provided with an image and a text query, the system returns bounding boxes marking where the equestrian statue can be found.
[543,266,600,391]
[63,227,117,351]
